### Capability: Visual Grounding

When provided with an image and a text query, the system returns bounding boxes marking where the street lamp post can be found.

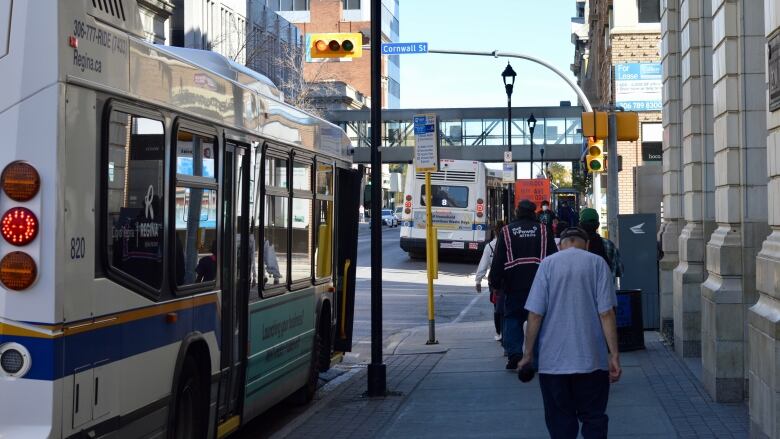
[527,114,537,178]
[502,62,516,219]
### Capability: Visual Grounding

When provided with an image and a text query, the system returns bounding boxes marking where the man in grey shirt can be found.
[518,227,621,439]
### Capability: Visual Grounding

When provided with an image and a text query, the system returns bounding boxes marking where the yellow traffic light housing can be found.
[586,138,605,173]
[581,111,608,139]
[309,32,363,58]
[616,111,640,141]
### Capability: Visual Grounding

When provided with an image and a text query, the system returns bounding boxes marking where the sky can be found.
[398,0,579,109]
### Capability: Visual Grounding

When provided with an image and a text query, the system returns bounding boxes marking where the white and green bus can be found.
[0,1,361,437]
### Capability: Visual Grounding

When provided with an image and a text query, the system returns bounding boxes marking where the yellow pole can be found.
[425,171,438,344]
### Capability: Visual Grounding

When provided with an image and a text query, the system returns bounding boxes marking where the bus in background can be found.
[399,160,508,260]
[0,1,362,438]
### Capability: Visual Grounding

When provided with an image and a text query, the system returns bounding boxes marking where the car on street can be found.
[381,209,398,227]
[394,206,403,223]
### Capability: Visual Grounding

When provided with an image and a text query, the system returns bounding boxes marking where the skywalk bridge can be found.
[326,105,585,164]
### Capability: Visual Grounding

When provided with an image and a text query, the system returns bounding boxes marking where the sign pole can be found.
[425,171,438,344]
[607,111,619,243]
[367,0,386,397]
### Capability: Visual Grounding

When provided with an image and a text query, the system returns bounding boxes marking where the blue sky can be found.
[398,0,578,109]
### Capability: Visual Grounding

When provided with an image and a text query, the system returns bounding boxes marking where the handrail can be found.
[339,259,351,339]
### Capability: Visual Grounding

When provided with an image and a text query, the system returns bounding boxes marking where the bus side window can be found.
[174,128,219,288]
[105,111,166,292]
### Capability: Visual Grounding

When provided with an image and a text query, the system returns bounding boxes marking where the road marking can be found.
[451,293,483,324]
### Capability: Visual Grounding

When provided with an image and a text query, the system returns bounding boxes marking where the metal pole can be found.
[367,0,386,397]
[507,94,513,216]
[607,112,619,243]
[425,171,437,344]
[530,135,534,179]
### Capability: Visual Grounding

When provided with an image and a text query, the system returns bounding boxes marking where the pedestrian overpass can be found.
[326,105,585,164]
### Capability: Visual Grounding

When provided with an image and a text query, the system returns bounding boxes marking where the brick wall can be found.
[292,0,387,105]
[611,32,662,214]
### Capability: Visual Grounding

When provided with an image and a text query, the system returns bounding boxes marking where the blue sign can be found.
[413,116,435,134]
[381,42,428,55]
[614,63,662,112]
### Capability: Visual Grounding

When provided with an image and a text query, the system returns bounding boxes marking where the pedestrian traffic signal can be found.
[309,33,363,59]
[586,138,604,173]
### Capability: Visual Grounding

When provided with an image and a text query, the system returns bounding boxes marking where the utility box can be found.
[617,213,659,329]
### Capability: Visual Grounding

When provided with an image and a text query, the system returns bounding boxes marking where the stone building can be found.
[658,0,780,436]
[138,0,175,43]
[571,0,663,219]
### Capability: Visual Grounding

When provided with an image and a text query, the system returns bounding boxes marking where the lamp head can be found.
[501,62,517,87]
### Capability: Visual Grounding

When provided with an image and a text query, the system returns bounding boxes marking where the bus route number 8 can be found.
[70,237,86,259]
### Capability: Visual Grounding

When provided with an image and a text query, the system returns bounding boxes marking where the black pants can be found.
[538,370,609,439]
[493,303,502,335]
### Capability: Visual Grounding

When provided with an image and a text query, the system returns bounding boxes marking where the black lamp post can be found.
[502,62,516,220]
[527,114,537,178]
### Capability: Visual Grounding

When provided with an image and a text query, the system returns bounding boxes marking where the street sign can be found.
[503,163,514,183]
[413,114,439,172]
[504,151,512,163]
[381,42,428,55]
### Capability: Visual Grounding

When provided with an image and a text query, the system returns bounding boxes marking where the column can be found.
[749,0,780,435]
[673,0,715,358]
[702,0,766,403]
[660,0,683,342]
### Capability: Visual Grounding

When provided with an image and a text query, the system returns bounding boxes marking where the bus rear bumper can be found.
[400,237,485,257]
[0,378,56,438]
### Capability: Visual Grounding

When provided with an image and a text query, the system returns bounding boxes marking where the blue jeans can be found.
[502,312,527,358]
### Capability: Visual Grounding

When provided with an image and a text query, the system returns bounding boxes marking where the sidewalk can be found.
[273,320,749,438]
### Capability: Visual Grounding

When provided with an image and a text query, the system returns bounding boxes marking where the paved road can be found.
[236,223,489,438]
[349,223,488,360]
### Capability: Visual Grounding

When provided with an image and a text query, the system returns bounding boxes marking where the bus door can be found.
[217,141,250,426]
[332,167,362,352]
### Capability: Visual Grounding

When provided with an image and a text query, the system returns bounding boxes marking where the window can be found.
[264,194,288,286]
[637,0,660,23]
[343,0,360,10]
[174,129,219,287]
[420,185,469,208]
[290,198,312,281]
[106,111,166,290]
[263,156,289,288]
[291,161,313,283]
[278,0,308,11]
[314,163,334,280]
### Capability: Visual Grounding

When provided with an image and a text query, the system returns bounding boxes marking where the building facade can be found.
[138,0,175,43]
[571,0,663,219]
[270,0,401,109]
[658,0,780,437]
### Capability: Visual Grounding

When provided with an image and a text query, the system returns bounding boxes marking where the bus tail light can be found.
[0,252,37,290]
[405,195,412,201]
[477,212,484,218]
[405,208,411,214]
[1,207,39,246]
[1,161,40,202]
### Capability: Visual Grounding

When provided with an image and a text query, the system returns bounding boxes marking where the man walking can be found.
[518,227,621,438]
[489,200,557,369]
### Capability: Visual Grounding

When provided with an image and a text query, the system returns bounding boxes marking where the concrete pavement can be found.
[271,294,749,438]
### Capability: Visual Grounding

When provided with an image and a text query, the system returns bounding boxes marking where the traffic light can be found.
[586,138,604,173]
[309,33,363,59]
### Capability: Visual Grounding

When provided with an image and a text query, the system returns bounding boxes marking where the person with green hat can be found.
[578,208,623,279]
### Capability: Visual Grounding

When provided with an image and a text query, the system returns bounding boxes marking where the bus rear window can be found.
[420,185,469,208]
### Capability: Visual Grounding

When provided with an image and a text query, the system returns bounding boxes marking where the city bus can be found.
[399,160,509,260]
[0,1,362,438]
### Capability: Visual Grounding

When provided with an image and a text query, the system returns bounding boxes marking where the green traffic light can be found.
[342,40,354,52]
[589,160,602,171]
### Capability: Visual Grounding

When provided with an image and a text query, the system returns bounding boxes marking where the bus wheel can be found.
[172,356,207,439]
[290,329,323,405]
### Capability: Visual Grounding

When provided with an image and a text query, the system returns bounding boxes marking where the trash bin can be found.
[616,289,645,352]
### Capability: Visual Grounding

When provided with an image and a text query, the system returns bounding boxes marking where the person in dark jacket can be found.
[556,200,577,226]
[489,199,558,369]
[537,200,556,228]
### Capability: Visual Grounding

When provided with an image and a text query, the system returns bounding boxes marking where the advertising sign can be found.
[514,178,552,208]
[615,63,662,112]
[412,210,473,231]
[413,114,439,172]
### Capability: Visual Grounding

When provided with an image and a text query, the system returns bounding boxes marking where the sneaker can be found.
[505,355,522,370]
[494,334,502,341]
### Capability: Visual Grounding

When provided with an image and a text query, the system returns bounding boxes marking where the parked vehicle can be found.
[382,209,398,227]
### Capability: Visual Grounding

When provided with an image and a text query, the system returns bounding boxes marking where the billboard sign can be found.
[615,63,662,112]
